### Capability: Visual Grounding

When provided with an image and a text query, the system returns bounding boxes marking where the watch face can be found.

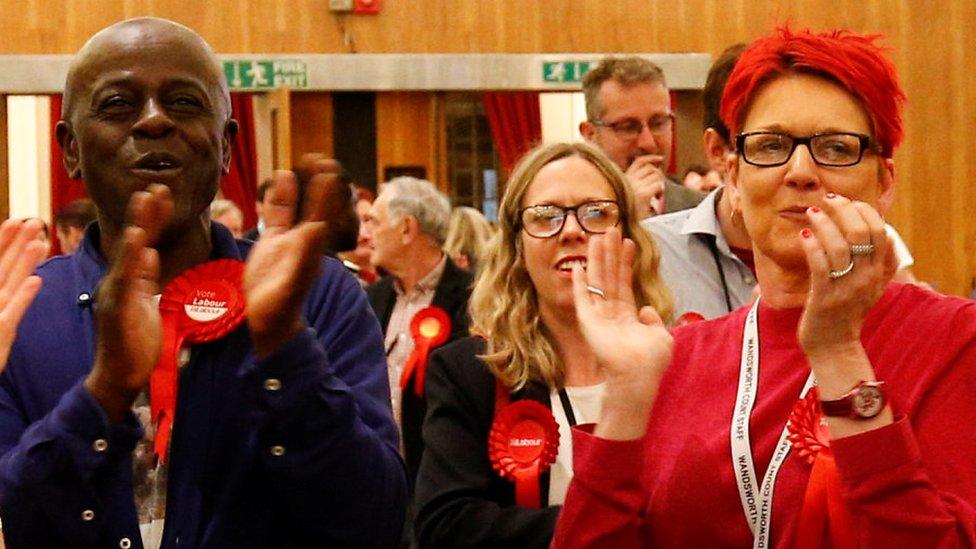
[852,386,884,418]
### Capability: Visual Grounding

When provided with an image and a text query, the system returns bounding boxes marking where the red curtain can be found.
[222,93,259,230]
[49,95,88,256]
[482,92,542,176]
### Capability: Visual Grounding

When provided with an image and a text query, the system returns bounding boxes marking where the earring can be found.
[730,207,743,226]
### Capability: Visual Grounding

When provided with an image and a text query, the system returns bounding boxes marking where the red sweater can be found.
[554,283,976,548]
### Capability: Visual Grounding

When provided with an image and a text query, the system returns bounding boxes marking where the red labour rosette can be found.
[488,399,560,508]
[151,259,246,464]
[788,387,855,549]
[399,306,451,398]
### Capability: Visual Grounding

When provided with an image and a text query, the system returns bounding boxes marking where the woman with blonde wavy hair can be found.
[413,142,672,548]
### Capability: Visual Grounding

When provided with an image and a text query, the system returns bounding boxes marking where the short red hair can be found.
[720,27,906,158]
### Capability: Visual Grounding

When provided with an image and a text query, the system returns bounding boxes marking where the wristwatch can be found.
[819,380,887,419]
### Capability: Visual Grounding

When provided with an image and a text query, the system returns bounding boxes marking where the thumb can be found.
[638,305,664,326]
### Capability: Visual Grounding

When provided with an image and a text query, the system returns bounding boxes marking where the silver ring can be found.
[850,243,875,256]
[828,259,856,280]
[585,285,606,299]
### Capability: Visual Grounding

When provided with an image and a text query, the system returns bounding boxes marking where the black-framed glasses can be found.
[592,113,674,140]
[735,131,877,167]
[519,200,621,239]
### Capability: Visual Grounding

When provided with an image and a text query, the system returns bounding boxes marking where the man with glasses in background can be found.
[580,56,704,219]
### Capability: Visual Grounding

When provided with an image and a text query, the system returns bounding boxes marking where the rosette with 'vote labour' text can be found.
[489,382,559,508]
[788,387,856,549]
[399,306,451,397]
[151,259,246,464]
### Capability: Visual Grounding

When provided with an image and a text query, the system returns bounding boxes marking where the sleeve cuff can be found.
[571,423,646,485]
[831,415,920,481]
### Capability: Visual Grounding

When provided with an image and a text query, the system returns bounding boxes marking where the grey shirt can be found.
[643,187,757,320]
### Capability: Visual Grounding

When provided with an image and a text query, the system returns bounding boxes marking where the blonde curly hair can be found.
[470,142,673,390]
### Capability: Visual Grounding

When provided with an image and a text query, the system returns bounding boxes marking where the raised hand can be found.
[85,185,173,422]
[0,219,47,371]
[797,193,896,357]
[625,155,667,219]
[571,227,672,440]
[244,161,340,358]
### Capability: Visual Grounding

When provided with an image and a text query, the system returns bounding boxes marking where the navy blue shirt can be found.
[0,223,407,548]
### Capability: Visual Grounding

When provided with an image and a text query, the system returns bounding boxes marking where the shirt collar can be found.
[679,187,724,238]
[394,254,447,296]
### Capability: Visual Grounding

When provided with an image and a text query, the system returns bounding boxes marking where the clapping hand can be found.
[571,227,672,440]
[0,219,47,372]
[85,185,172,422]
[245,160,340,358]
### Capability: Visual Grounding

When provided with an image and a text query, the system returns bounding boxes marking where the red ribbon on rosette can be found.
[488,383,560,508]
[151,259,246,464]
[674,311,706,327]
[399,306,451,398]
[788,387,856,549]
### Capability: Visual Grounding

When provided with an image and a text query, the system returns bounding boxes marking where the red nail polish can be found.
[808,206,821,213]
[825,192,837,199]
[801,228,812,238]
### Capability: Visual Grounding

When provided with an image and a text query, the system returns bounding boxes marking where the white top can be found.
[547,383,605,506]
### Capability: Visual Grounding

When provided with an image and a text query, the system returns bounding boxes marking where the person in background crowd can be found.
[681,164,723,193]
[553,27,976,548]
[209,198,244,238]
[415,142,672,548]
[339,185,379,285]
[0,17,406,548]
[443,206,495,274]
[580,56,704,219]
[242,169,298,240]
[53,198,97,254]
[364,176,472,482]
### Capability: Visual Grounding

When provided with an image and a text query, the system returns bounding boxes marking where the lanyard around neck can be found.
[731,299,814,549]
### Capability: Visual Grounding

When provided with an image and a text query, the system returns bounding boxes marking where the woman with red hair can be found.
[552,27,976,547]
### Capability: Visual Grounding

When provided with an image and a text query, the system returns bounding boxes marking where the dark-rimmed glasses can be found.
[519,200,621,239]
[592,113,674,140]
[735,131,877,167]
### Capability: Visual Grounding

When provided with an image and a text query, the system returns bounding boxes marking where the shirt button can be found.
[263,378,282,391]
[270,445,286,457]
[81,509,95,521]
[93,439,109,452]
[119,538,132,549]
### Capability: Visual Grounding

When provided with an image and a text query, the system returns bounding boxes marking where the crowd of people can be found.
[0,14,973,549]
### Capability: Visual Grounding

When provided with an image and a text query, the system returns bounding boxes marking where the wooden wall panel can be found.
[1,0,973,294]
[375,92,438,187]
[289,92,334,165]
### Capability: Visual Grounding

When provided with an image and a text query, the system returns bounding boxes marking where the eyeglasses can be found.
[735,131,877,167]
[519,200,621,239]
[592,114,674,140]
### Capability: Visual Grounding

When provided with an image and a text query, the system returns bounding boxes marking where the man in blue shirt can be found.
[0,17,406,549]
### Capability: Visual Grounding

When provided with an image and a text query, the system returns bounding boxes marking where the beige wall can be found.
[1,0,973,294]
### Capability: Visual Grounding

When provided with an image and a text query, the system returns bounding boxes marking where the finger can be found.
[0,220,42,289]
[629,154,665,170]
[0,240,46,306]
[821,193,872,267]
[804,205,852,273]
[586,232,607,301]
[617,237,637,306]
[637,305,664,326]
[799,228,832,292]
[880,233,898,281]
[851,201,888,271]
[601,227,622,301]
[571,258,593,313]
[302,172,339,222]
[0,275,42,328]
